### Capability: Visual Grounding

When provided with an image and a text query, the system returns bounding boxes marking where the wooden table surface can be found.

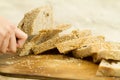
[0,50,119,80]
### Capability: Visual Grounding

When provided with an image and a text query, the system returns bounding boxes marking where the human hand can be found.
[0,17,27,53]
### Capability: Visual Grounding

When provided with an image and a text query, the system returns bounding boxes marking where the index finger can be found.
[15,28,28,48]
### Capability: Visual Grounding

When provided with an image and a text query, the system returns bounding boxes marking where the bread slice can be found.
[93,50,120,63]
[18,29,62,56]
[32,25,80,54]
[93,42,120,62]
[18,24,72,56]
[55,24,71,31]
[96,59,120,77]
[72,45,92,58]
[18,42,35,56]
[32,33,78,55]
[18,6,53,36]
[32,29,92,54]
[56,36,104,54]
[72,38,104,58]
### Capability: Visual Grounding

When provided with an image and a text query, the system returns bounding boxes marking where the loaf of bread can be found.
[17,5,120,78]
[96,59,120,77]
[17,6,72,56]
[18,6,53,36]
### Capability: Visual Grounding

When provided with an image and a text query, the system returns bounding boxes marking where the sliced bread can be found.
[93,42,120,62]
[18,24,72,56]
[32,32,78,54]
[32,26,80,54]
[93,50,120,62]
[96,59,120,77]
[18,6,53,36]
[72,42,107,59]
[56,36,104,54]
[18,29,62,56]
[32,28,92,54]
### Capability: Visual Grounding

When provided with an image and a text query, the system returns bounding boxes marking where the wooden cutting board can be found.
[0,50,119,80]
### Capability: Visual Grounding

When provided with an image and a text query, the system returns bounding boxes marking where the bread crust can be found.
[56,36,104,54]
[93,42,120,62]
[18,6,53,35]
[72,36,105,58]
[32,34,77,54]
[18,29,61,56]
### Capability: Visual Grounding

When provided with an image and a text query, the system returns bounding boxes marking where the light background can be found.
[0,0,120,79]
[1,0,120,42]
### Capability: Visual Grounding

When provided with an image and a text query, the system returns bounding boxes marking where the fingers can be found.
[0,31,4,49]
[0,19,27,53]
[15,28,28,48]
[0,26,12,53]
[0,27,27,53]
[0,34,10,53]
[8,32,17,53]
[0,17,17,54]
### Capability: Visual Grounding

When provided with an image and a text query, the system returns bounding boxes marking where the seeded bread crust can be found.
[72,37,105,59]
[32,25,79,54]
[18,6,53,36]
[18,29,62,56]
[18,24,72,56]
[32,34,77,54]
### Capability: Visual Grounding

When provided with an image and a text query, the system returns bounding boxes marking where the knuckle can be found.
[11,25,16,30]
[7,27,12,34]
[0,32,6,38]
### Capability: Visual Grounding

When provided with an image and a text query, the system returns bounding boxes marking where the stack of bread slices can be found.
[17,6,120,77]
